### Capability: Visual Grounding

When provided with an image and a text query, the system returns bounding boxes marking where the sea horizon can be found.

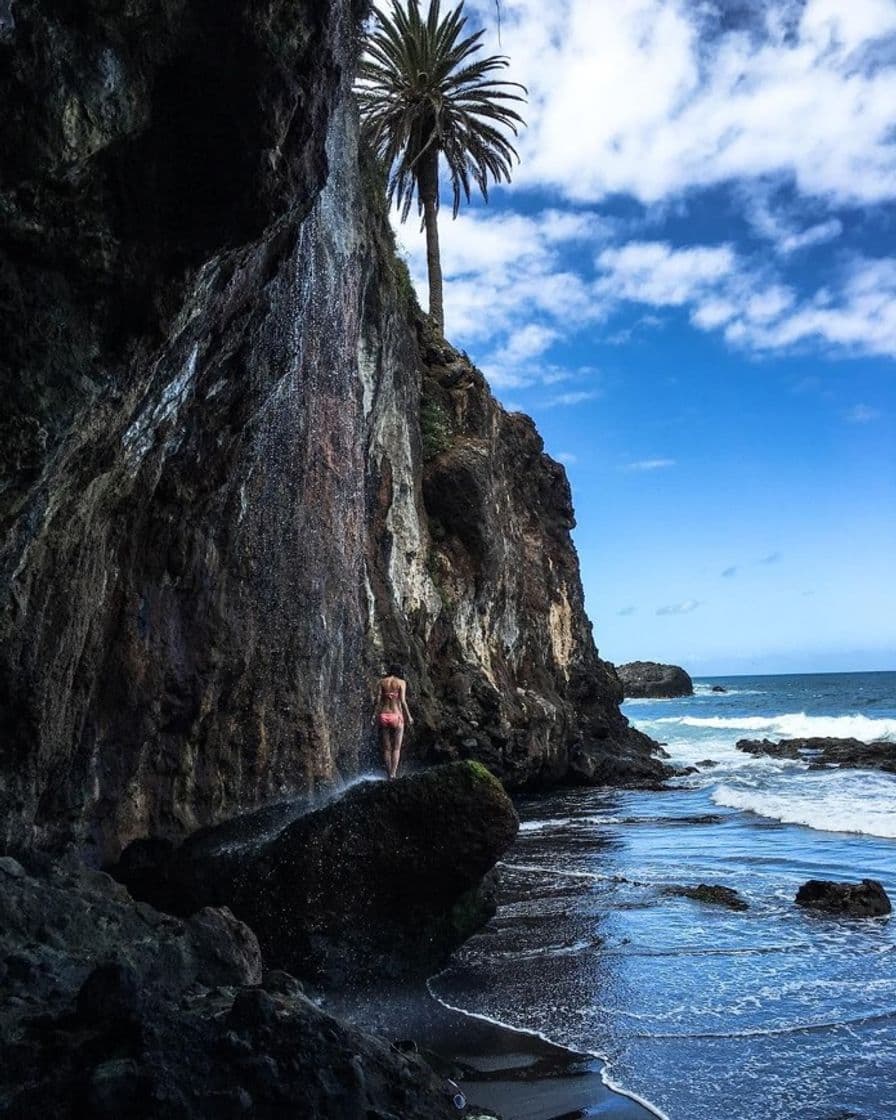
[694,667,896,680]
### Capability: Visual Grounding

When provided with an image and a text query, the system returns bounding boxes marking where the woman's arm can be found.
[401,680,413,725]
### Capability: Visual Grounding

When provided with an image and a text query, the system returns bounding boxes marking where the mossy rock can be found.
[117,763,519,988]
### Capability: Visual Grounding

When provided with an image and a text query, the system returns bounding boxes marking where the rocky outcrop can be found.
[114,762,519,986]
[617,662,694,699]
[737,738,896,773]
[0,856,463,1119]
[405,324,667,790]
[795,879,891,918]
[0,0,661,865]
[665,883,748,911]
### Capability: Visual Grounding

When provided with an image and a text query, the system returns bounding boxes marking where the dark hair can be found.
[386,663,405,679]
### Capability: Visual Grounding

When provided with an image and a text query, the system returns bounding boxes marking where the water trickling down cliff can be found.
[0,0,664,863]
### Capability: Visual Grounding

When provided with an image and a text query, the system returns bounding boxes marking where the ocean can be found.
[431,670,896,1120]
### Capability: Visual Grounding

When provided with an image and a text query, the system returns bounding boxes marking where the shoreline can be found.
[328,981,662,1120]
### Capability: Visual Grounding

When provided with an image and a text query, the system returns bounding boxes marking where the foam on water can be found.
[635,694,896,839]
[425,979,669,1120]
[649,711,896,740]
[712,771,896,838]
[435,675,896,1120]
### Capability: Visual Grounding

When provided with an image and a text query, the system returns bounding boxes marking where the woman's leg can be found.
[391,723,405,778]
[380,726,392,777]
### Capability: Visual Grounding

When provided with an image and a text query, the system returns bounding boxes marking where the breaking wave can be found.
[650,712,896,741]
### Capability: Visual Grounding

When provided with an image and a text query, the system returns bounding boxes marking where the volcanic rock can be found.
[0,857,462,1119]
[736,738,896,773]
[114,761,519,985]
[795,879,891,918]
[616,662,694,699]
[0,0,663,864]
[665,883,748,910]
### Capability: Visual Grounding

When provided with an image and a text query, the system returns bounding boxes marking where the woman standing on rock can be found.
[374,664,413,779]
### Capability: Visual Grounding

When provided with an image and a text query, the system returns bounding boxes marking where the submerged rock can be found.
[736,737,896,773]
[115,761,519,986]
[0,856,465,1119]
[665,883,749,911]
[795,879,891,918]
[616,662,694,699]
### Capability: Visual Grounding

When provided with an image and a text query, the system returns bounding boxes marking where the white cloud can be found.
[544,389,600,407]
[485,323,560,388]
[741,186,845,255]
[657,599,701,615]
[742,256,896,356]
[596,241,896,359]
[395,207,604,357]
[597,242,736,306]
[557,451,578,464]
[624,458,676,471]
[475,0,896,208]
[778,219,844,255]
[388,0,896,383]
[846,403,882,423]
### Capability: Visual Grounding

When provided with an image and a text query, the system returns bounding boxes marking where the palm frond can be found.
[355,0,527,218]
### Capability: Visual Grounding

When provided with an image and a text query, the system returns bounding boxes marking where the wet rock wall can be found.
[0,0,662,863]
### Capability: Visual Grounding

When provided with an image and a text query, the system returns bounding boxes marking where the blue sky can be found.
[390,0,896,675]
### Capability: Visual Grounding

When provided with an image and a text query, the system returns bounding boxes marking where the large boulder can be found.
[0,857,462,1120]
[115,761,519,986]
[0,853,261,1003]
[795,879,891,918]
[616,661,694,699]
[737,737,896,773]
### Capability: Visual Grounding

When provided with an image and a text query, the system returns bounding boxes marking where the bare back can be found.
[377,675,404,713]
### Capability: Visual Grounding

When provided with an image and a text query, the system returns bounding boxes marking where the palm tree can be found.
[356,0,526,333]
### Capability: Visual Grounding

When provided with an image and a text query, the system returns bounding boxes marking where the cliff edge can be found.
[0,0,663,863]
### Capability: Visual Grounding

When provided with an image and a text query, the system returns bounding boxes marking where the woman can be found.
[373,664,413,779]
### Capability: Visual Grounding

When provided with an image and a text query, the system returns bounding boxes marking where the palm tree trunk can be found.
[419,150,444,333]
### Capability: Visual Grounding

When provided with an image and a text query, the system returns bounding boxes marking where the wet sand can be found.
[329,986,658,1120]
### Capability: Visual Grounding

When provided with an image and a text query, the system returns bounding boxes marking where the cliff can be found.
[0,0,663,864]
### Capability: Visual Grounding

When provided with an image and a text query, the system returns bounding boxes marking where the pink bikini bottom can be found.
[378,711,403,729]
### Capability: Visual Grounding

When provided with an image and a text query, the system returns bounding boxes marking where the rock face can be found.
[0,856,463,1119]
[115,761,519,986]
[0,0,661,864]
[665,883,748,911]
[616,662,694,699]
[737,738,896,773]
[411,324,666,790]
[795,879,891,918]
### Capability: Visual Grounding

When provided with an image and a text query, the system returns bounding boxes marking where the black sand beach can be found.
[332,987,657,1120]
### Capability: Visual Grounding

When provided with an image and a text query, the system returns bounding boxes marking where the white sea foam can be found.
[650,712,896,741]
[518,815,626,832]
[712,777,896,838]
[518,817,574,832]
[692,685,764,696]
[425,982,670,1120]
